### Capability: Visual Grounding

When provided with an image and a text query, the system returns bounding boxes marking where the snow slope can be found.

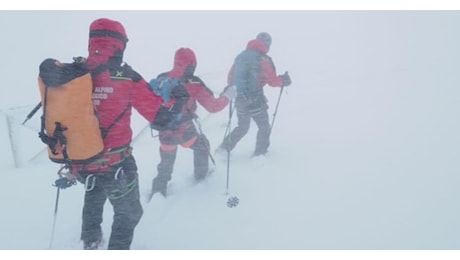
[1,11,460,258]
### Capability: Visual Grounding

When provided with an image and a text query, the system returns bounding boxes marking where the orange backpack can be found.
[38,58,104,164]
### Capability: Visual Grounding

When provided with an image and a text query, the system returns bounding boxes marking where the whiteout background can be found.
[1,7,460,259]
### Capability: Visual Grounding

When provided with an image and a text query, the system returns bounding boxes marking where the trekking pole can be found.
[224,100,239,208]
[49,186,60,249]
[225,100,234,195]
[48,166,75,249]
[22,102,42,125]
[222,100,236,144]
[270,84,285,132]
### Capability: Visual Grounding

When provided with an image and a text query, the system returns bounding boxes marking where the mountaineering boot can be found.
[194,169,213,182]
[251,153,268,168]
[151,177,168,198]
[214,145,229,162]
[83,236,103,250]
[149,148,175,200]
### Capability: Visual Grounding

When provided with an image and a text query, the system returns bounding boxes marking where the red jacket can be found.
[69,18,163,173]
[156,48,228,150]
[91,65,162,150]
[87,18,162,150]
[167,48,229,118]
[182,76,229,114]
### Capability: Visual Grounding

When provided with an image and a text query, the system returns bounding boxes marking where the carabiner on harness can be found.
[84,174,96,191]
[114,167,127,194]
[53,165,77,189]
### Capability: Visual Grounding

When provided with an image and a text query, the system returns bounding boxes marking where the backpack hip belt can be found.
[70,145,132,174]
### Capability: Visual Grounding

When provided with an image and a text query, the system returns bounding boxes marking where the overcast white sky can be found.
[1,4,460,260]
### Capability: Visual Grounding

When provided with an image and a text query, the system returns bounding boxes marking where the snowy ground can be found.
[1,10,460,259]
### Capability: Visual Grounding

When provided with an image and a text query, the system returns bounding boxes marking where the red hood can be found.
[86,18,128,68]
[168,48,197,78]
[246,39,269,53]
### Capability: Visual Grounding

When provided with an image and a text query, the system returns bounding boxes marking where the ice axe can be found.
[22,102,42,125]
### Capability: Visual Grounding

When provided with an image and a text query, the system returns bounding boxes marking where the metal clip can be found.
[84,174,96,191]
[114,167,123,180]
[114,167,127,193]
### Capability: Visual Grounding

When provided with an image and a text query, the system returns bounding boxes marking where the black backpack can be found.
[148,74,190,131]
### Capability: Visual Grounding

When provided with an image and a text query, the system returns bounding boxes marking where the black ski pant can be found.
[78,155,143,250]
[222,106,271,156]
[156,133,210,182]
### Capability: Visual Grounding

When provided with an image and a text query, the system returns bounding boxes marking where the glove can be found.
[279,71,291,87]
[221,85,237,100]
[54,177,76,189]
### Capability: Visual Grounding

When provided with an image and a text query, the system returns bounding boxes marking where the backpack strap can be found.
[90,63,108,78]
[99,102,131,139]
[89,61,133,139]
[52,122,69,159]
[38,85,70,161]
